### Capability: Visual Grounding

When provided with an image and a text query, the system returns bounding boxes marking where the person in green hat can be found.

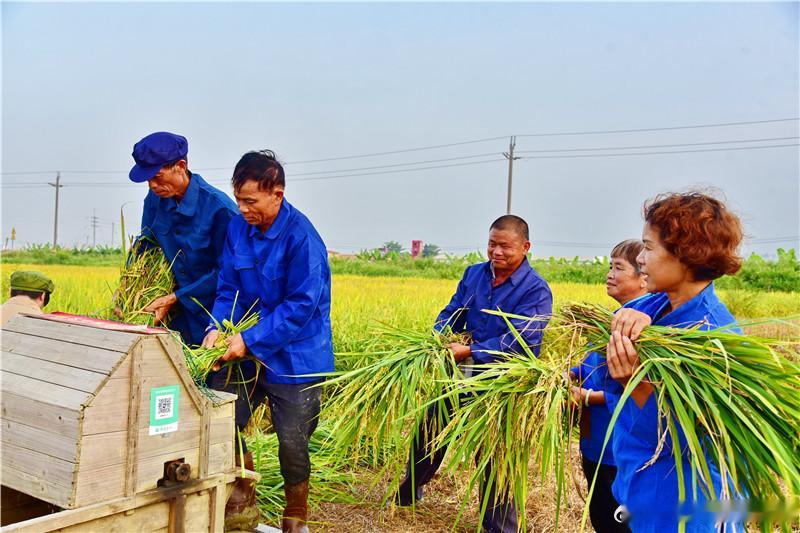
[1,271,55,326]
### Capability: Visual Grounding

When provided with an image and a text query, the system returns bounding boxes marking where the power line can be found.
[520,143,798,160]
[515,117,800,138]
[2,116,797,177]
[516,136,800,154]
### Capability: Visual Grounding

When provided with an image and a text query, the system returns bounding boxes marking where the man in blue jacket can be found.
[128,131,238,345]
[395,215,553,533]
[203,150,333,533]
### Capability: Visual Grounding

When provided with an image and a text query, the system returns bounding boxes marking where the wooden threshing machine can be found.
[1,313,240,532]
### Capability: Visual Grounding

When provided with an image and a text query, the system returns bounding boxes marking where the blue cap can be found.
[129,132,188,183]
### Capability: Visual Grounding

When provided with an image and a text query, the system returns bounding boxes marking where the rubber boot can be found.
[224,451,259,531]
[281,479,309,533]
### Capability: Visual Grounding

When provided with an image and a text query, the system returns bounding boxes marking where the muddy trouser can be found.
[397,394,518,533]
[581,455,631,533]
[209,359,322,484]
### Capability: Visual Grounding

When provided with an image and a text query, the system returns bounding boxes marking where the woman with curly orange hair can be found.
[605,191,744,532]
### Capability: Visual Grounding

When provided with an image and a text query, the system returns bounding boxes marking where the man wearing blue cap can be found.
[129,131,238,345]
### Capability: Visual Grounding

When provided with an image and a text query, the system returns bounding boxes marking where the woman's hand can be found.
[606,331,653,407]
[611,308,651,341]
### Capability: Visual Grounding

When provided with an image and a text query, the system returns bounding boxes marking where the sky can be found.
[2,1,798,258]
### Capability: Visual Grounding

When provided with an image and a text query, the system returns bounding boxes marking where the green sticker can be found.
[149,385,180,435]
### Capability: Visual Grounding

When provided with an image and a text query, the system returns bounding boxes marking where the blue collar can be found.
[485,258,531,287]
[248,199,293,240]
[175,173,201,217]
[655,282,717,326]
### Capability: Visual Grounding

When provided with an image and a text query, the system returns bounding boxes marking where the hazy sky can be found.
[2,2,798,258]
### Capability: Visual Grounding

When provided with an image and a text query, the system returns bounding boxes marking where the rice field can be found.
[2,263,799,531]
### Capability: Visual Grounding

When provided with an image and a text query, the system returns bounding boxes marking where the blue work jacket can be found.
[139,173,237,345]
[609,283,741,532]
[211,200,334,384]
[435,260,552,362]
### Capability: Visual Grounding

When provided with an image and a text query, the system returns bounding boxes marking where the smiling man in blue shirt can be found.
[202,150,333,533]
[395,215,553,533]
[128,132,238,345]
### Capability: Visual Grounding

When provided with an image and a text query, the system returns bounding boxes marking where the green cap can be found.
[9,271,55,294]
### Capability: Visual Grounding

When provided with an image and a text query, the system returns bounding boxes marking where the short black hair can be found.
[490,215,529,240]
[10,289,50,307]
[232,150,285,192]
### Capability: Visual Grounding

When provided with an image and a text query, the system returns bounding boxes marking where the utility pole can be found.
[90,209,100,247]
[48,172,63,249]
[503,136,520,214]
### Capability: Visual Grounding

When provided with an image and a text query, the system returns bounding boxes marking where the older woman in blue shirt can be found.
[606,191,744,532]
[570,239,647,533]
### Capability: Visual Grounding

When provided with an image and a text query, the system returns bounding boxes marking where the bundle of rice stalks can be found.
[111,237,175,325]
[247,422,359,524]
[561,302,800,527]
[317,323,469,477]
[431,311,575,532]
[181,309,260,384]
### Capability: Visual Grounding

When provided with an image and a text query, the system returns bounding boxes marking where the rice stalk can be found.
[561,302,800,529]
[247,422,360,525]
[109,237,175,325]
[313,323,469,490]
[181,307,260,384]
[430,311,576,532]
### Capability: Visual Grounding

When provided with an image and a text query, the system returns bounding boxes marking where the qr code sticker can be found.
[155,394,174,420]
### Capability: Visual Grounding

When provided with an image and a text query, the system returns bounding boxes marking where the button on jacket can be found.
[139,173,238,344]
[435,260,553,362]
[211,200,334,384]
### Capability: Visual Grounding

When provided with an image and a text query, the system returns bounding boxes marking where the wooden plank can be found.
[207,441,234,475]
[2,473,235,533]
[125,342,143,497]
[209,482,226,533]
[199,407,210,478]
[73,445,201,505]
[1,371,89,410]
[1,464,73,509]
[1,419,78,463]
[1,331,127,375]
[0,392,79,439]
[167,493,186,533]
[80,379,129,434]
[2,441,76,483]
[1,352,107,394]
[57,501,170,533]
[2,317,139,353]
[184,489,211,532]
[209,415,234,446]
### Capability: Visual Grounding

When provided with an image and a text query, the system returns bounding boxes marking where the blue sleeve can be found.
[470,283,553,363]
[174,206,235,314]
[434,274,469,332]
[240,236,328,356]
[209,224,242,330]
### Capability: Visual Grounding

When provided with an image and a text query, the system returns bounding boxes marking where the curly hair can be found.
[643,191,743,281]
